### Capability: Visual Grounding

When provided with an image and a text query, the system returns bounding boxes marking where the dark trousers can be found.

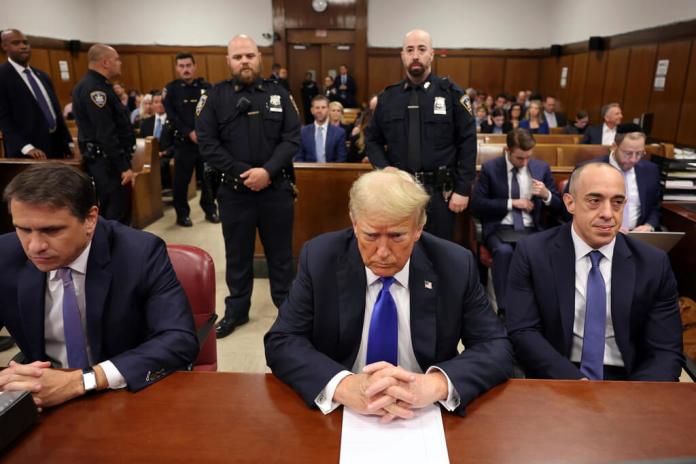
[486,226,536,309]
[424,189,455,241]
[217,183,294,319]
[88,157,128,224]
[173,142,216,219]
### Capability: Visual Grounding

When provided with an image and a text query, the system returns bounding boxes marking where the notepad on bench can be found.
[340,404,449,464]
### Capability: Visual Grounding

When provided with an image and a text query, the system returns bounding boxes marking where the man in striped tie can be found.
[266,169,512,421]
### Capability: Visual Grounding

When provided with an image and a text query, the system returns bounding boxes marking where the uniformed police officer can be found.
[72,44,135,223]
[365,29,476,241]
[196,35,300,338]
[164,52,218,227]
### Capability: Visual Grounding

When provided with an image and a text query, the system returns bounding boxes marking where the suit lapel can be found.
[549,223,577,354]
[84,221,112,362]
[409,242,438,368]
[497,157,510,198]
[6,63,40,107]
[308,125,317,160]
[610,235,634,358]
[634,162,648,222]
[337,234,367,366]
[17,261,47,360]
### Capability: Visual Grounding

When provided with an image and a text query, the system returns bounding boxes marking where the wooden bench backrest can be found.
[556,144,610,166]
[477,134,581,145]
[343,108,360,125]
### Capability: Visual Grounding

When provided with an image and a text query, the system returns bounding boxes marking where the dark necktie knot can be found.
[589,250,603,268]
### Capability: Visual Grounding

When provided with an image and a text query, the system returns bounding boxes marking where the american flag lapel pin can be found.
[424,280,432,290]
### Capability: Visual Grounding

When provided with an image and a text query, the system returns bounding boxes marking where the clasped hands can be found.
[0,360,87,410]
[334,361,448,424]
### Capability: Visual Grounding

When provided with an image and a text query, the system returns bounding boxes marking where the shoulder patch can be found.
[195,94,207,116]
[460,95,473,116]
[90,91,107,108]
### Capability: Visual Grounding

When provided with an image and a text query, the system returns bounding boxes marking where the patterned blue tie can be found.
[24,68,56,131]
[59,268,89,369]
[154,117,162,140]
[580,251,606,380]
[315,125,326,163]
[366,277,398,366]
[510,167,524,231]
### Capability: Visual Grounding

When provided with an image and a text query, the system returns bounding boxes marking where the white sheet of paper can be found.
[339,404,450,464]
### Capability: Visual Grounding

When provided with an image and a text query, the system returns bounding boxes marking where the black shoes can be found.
[215,314,250,339]
[176,217,193,227]
[205,213,220,224]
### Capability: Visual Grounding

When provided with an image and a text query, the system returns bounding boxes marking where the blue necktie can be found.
[580,251,606,380]
[366,277,398,366]
[510,167,524,231]
[24,68,56,132]
[315,125,326,163]
[59,268,89,369]
[154,117,162,140]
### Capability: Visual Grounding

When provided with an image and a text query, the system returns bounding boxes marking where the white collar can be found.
[48,240,93,280]
[570,223,615,263]
[315,120,329,129]
[365,258,410,289]
[8,57,30,75]
[608,152,633,175]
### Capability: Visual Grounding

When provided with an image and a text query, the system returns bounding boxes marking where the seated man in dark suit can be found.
[506,162,683,381]
[480,108,512,134]
[265,169,512,420]
[542,96,567,129]
[470,128,561,314]
[0,164,198,408]
[140,91,174,189]
[0,29,72,159]
[581,103,622,145]
[295,95,346,163]
[563,110,589,135]
[568,124,661,231]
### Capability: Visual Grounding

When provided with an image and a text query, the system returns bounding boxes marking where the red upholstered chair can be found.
[167,244,218,372]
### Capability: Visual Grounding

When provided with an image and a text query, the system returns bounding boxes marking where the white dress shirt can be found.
[44,242,126,389]
[601,123,617,146]
[315,260,461,414]
[501,156,552,228]
[8,57,58,155]
[569,225,624,367]
[609,154,641,230]
[544,111,558,128]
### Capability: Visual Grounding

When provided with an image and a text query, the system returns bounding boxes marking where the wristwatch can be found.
[82,368,97,393]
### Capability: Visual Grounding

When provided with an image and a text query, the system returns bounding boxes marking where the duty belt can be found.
[413,166,454,189]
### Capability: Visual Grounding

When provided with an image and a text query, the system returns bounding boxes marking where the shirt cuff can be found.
[21,144,35,155]
[543,189,552,205]
[507,199,513,210]
[99,361,127,390]
[427,366,461,412]
[315,370,353,414]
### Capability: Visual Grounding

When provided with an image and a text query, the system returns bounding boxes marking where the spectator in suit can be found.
[508,103,523,129]
[0,164,198,408]
[470,128,561,315]
[563,110,589,135]
[494,93,507,111]
[333,64,357,108]
[475,106,488,133]
[506,161,683,381]
[295,95,346,163]
[140,91,174,190]
[300,72,319,125]
[480,108,512,134]
[323,75,338,102]
[519,101,549,134]
[582,103,622,145]
[542,96,567,128]
[265,169,513,419]
[0,29,72,159]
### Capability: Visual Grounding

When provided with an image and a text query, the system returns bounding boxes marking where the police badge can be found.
[433,96,446,115]
[196,94,207,116]
[269,94,283,112]
[90,91,107,108]
[460,95,473,116]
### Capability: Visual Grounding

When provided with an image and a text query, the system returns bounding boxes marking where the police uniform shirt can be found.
[72,70,135,172]
[195,77,300,178]
[365,73,477,196]
[163,77,211,138]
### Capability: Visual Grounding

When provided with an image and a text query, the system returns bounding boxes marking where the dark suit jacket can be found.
[471,156,562,240]
[564,155,662,229]
[139,115,174,154]
[505,222,683,381]
[0,218,198,391]
[264,229,513,415]
[332,74,357,107]
[581,124,603,144]
[0,61,72,157]
[545,111,567,127]
[479,121,513,134]
[295,123,347,162]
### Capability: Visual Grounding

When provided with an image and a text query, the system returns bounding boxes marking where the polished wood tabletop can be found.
[2,373,695,463]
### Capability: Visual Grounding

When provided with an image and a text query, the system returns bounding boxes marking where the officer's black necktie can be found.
[407,87,422,173]
[248,100,262,167]
[511,167,524,231]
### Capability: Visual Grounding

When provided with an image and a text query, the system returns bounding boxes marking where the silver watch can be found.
[82,368,97,392]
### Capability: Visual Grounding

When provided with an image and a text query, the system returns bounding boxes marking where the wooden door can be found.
[287,44,321,122]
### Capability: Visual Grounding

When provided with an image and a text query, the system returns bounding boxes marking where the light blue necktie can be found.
[315,125,326,163]
[154,117,162,140]
[59,268,89,369]
[580,251,606,380]
[366,277,398,366]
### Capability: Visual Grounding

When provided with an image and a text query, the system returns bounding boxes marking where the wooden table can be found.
[2,373,695,463]
[662,202,696,302]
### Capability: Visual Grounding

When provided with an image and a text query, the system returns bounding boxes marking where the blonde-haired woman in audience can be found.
[328,101,353,135]
[131,93,153,126]
[519,100,549,134]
